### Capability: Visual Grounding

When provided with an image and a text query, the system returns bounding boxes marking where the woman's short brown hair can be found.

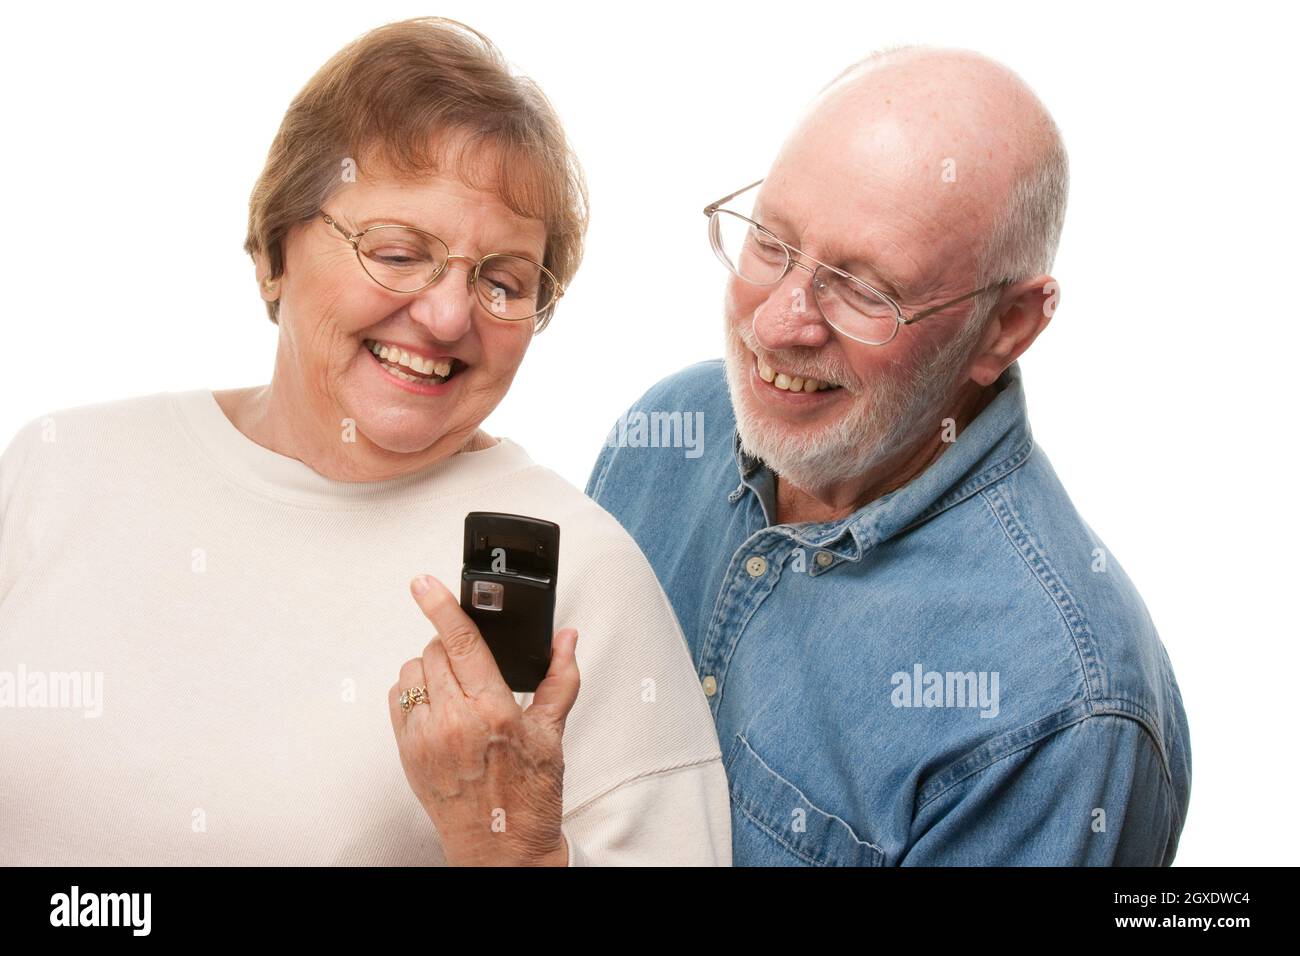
[243,16,587,332]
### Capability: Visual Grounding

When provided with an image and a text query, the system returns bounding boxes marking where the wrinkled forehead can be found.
[756,83,1014,293]
[329,147,548,257]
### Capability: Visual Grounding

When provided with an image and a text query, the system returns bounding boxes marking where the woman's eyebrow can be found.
[352,214,544,260]
[355,214,424,230]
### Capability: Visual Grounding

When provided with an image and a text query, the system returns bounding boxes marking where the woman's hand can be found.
[388,574,580,866]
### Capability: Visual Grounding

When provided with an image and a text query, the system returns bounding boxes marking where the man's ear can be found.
[254,252,281,304]
[968,275,1059,386]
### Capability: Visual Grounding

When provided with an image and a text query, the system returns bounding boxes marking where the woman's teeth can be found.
[364,340,454,383]
[757,359,839,393]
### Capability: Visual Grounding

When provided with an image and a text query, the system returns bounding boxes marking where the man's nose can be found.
[406,255,477,342]
[751,260,833,352]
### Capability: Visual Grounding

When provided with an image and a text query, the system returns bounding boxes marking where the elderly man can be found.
[587,46,1190,865]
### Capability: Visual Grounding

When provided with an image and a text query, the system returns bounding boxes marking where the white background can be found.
[2,0,1296,865]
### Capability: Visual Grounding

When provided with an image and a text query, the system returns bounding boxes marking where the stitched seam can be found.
[898,436,1035,538]
[702,529,781,712]
[976,482,1174,785]
[916,705,1173,812]
[560,754,723,821]
[735,734,884,855]
[735,802,823,866]
[979,483,1101,701]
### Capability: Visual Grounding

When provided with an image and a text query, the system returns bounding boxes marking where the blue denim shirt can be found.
[586,359,1191,866]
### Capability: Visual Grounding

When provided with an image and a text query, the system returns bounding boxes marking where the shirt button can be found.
[701,675,718,697]
[815,550,834,568]
[745,555,768,577]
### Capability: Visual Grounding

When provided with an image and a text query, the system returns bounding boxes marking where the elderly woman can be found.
[0,17,729,865]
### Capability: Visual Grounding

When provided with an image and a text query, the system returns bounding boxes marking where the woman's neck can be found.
[212,384,496,483]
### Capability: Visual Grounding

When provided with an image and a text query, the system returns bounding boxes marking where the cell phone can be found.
[460,511,560,693]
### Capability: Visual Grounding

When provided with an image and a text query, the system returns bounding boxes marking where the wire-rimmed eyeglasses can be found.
[320,211,563,324]
[704,180,1008,346]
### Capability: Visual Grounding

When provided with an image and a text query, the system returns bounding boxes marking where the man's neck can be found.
[774,378,998,526]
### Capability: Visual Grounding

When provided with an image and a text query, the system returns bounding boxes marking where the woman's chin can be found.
[333,397,450,457]
[345,413,458,456]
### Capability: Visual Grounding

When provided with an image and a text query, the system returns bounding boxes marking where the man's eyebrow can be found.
[754,206,911,300]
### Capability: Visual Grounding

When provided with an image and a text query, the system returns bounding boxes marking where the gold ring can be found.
[399,685,428,713]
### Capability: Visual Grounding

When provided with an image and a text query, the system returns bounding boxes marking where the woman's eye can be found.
[372,248,428,266]
[482,274,524,297]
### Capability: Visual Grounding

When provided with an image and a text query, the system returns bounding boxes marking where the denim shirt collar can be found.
[730,360,1035,570]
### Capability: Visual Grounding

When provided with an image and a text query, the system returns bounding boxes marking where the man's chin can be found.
[731,397,865,489]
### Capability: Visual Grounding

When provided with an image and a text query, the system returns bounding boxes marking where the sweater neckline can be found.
[166,389,536,506]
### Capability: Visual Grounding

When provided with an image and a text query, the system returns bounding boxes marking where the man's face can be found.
[722,71,1010,492]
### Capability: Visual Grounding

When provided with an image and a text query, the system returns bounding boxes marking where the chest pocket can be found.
[726,734,885,867]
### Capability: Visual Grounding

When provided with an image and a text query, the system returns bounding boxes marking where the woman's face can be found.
[264,163,547,461]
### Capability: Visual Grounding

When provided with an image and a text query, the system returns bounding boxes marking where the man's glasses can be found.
[320,211,563,323]
[704,180,1008,346]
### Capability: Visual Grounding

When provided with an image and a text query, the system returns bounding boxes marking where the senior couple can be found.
[0,17,1189,866]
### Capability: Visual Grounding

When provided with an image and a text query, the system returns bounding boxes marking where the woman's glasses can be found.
[320,211,563,323]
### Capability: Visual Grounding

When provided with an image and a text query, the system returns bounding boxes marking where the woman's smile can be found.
[361,337,468,396]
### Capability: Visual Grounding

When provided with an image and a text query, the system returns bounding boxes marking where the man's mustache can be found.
[733,323,859,392]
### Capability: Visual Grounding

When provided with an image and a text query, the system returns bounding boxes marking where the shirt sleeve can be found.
[561,760,733,866]
[901,714,1181,866]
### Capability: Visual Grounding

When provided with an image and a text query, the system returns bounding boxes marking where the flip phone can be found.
[459,511,559,693]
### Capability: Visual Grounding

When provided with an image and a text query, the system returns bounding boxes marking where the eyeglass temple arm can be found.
[703,179,765,216]
[902,279,1012,325]
[320,211,358,242]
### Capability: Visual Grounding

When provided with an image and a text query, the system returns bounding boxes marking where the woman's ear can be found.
[254,253,281,304]
[967,275,1059,386]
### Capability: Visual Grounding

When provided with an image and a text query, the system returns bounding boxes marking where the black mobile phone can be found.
[460,511,559,693]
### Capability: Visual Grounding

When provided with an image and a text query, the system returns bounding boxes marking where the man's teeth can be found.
[365,340,453,379]
[757,360,839,392]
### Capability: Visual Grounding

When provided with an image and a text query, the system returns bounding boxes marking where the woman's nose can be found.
[406,256,477,342]
[751,261,833,353]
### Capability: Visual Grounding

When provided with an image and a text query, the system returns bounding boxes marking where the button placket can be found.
[697,533,789,712]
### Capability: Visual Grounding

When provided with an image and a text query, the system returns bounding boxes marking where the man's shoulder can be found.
[522,461,675,572]
[625,358,733,418]
[587,359,737,504]
[943,443,1187,773]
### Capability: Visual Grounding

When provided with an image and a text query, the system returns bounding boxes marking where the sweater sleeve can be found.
[562,759,733,865]
[0,416,38,524]
[0,416,44,592]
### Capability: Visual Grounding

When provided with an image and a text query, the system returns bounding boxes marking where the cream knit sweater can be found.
[0,390,731,866]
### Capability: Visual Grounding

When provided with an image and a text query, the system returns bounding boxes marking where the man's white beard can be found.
[722,310,989,495]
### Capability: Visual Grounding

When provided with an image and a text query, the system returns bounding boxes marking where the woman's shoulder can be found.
[5,390,178,446]
[1,390,183,502]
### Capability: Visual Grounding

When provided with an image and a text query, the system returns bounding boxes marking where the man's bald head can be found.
[776,44,1068,298]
